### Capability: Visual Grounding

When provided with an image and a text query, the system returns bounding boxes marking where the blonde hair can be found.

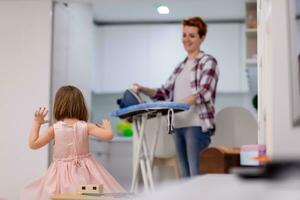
[53,85,88,121]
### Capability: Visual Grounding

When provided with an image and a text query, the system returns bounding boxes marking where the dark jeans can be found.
[173,127,211,177]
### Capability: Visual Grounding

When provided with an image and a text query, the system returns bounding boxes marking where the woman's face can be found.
[182,25,204,54]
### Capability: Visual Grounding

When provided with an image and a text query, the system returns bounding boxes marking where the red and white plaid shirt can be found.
[152,51,219,131]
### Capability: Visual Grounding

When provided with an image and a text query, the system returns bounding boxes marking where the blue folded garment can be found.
[116,89,144,108]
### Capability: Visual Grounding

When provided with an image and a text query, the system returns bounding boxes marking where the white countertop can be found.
[90,136,132,143]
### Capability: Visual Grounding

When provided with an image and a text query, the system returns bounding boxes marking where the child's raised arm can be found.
[88,119,114,141]
[29,107,54,149]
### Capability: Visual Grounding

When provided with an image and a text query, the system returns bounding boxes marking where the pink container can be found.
[240,144,266,166]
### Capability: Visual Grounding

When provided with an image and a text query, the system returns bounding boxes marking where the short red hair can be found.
[182,16,207,37]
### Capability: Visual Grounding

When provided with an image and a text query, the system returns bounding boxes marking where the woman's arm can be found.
[132,65,181,101]
[29,107,54,149]
[88,119,114,141]
[132,83,157,98]
[194,58,219,104]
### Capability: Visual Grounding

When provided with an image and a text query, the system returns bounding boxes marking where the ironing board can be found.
[112,101,190,193]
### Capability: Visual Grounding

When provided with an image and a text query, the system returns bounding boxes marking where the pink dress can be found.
[21,121,125,200]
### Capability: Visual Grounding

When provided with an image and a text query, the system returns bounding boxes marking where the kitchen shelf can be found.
[246,58,257,65]
[246,28,257,33]
[112,136,132,142]
[245,0,257,64]
[245,0,257,95]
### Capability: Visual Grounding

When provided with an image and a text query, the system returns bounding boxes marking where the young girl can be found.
[21,85,125,200]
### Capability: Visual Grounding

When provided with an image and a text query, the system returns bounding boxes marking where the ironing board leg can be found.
[130,120,139,192]
[130,113,161,192]
[142,139,154,190]
[150,113,162,165]
[145,154,155,189]
[140,159,149,192]
[130,115,147,193]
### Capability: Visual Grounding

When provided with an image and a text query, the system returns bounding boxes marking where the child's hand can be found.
[90,120,114,140]
[34,107,49,125]
[97,119,112,130]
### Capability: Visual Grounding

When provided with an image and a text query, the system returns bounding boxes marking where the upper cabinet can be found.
[92,25,149,93]
[92,25,183,93]
[203,23,248,93]
[92,23,248,93]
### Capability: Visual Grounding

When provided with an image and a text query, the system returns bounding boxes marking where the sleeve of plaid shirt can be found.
[194,58,219,104]
[151,64,181,101]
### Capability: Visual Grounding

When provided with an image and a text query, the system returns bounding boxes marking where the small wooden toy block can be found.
[79,184,103,194]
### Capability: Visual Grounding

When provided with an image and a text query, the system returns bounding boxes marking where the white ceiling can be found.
[91,0,247,22]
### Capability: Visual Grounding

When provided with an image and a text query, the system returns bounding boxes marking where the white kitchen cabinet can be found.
[202,23,248,93]
[147,24,186,88]
[93,23,248,93]
[93,25,149,93]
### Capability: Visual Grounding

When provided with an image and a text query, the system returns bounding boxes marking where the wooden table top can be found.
[51,193,134,200]
[51,193,116,200]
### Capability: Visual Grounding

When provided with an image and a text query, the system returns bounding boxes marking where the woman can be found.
[133,17,219,177]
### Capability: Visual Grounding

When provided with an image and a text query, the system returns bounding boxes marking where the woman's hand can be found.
[132,83,144,93]
[34,107,49,125]
[132,83,157,98]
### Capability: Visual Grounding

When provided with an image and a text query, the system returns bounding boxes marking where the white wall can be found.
[0,0,52,199]
[259,0,300,158]
[52,2,94,110]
